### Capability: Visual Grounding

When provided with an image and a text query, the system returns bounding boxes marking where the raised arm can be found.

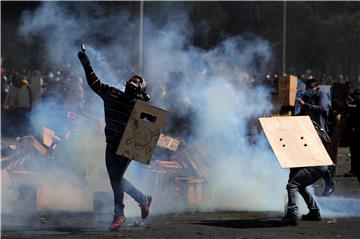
[78,50,108,98]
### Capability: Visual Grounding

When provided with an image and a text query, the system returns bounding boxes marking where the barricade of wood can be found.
[149,142,210,207]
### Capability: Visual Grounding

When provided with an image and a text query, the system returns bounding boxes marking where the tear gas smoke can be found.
[3,1,355,220]
[13,1,285,217]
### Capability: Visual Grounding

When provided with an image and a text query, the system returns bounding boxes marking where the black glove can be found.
[77,51,90,67]
[142,93,151,102]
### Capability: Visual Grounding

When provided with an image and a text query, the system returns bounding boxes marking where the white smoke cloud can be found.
[4,1,296,220]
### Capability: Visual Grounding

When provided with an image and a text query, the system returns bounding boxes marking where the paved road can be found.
[2,148,359,238]
[2,210,360,239]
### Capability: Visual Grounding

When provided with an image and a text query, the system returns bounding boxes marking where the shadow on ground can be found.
[193,217,290,229]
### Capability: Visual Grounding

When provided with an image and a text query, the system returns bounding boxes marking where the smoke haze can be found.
[6,1,348,221]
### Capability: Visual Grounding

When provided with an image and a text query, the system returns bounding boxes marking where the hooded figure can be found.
[78,49,151,231]
[124,74,151,102]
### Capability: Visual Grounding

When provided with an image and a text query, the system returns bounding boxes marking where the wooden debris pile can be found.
[150,140,212,207]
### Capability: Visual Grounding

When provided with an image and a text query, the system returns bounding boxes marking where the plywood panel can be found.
[157,134,181,151]
[278,75,298,106]
[30,71,42,103]
[18,86,31,108]
[259,116,333,168]
[36,185,93,212]
[117,100,168,165]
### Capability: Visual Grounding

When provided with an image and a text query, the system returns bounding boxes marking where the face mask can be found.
[305,88,317,98]
[125,81,140,98]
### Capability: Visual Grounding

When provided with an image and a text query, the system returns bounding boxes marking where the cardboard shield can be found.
[259,116,333,168]
[116,100,168,164]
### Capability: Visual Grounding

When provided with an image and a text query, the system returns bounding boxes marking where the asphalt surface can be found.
[1,148,360,239]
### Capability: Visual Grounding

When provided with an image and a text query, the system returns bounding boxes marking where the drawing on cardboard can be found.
[117,100,168,165]
[125,121,160,154]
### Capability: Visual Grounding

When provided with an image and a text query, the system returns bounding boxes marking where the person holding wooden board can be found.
[78,45,152,231]
[296,78,335,197]
[281,78,333,225]
[282,165,329,225]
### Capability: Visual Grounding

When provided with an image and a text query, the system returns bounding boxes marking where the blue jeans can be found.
[105,144,145,216]
[286,166,328,216]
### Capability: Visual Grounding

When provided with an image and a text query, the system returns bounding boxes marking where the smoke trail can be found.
[3,1,302,219]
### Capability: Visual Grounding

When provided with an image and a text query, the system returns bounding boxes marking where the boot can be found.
[281,213,298,226]
[322,182,335,196]
[301,209,321,221]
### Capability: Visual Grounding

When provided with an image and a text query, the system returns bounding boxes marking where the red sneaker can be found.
[140,195,152,219]
[110,215,125,231]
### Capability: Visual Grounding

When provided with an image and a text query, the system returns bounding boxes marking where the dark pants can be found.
[320,137,335,184]
[286,166,328,216]
[350,130,360,177]
[105,144,145,216]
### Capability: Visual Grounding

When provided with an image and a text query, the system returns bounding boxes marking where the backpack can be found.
[312,120,331,152]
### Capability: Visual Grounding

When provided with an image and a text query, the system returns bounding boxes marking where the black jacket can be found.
[83,64,135,148]
[300,91,330,133]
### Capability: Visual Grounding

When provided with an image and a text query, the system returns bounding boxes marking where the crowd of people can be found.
[1,65,86,113]
[2,65,359,162]
[2,66,359,148]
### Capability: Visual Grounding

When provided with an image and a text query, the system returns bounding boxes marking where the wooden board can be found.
[42,127,61,147]
[259,116,333,168]
[157,134,181,151]
[1,169,12,187]
[116,100,168,165]
[278,75,298,106]
[3,85,18,109]
[36,185,93,212]
[30,71,42,103]
[18,86,31,108]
